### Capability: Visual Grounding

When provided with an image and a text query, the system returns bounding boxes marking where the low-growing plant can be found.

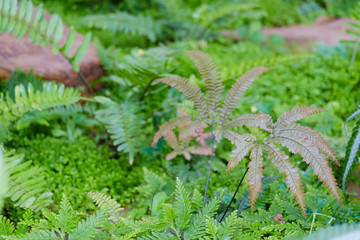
[152,51,342,216]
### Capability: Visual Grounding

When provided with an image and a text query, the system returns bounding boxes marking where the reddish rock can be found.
[221,17,356,46]
[0,7,104,93]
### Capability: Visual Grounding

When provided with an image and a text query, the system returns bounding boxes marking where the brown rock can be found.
[0,7,104,94]
[221,17,356,46]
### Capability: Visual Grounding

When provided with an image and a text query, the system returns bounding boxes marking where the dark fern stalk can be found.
[219,167,248,222]
[203,127,215,206]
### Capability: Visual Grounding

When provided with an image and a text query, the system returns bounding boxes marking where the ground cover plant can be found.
[1,0,360,239]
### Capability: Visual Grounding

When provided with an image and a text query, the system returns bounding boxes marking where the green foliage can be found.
[87,192,123,223]
[0,150,7,213]
[76,12,163,42]
[0,0,92,72]
[11,135,141,212]
[343,105,360,190]
[94,98,146,164]
[0,195,108,240]
[2,150,52,212]
[0,81,81,143]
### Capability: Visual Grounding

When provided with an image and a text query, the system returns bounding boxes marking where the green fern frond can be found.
[4,230,59,240]
[0,215,15,236]
[138,232,177,240]
[87,192,123,223]
[67,209,108,240]
[56,195,79,234]
[343,119,360,190]
[0,82,81,129]
[0,0,92,72]
[3,150,53,211]
[184,196,220,239]
[174,178,191,230]
[15,103,96,130]
[95,100,145,164]
[76,12,162,42]
[217,210,238,238]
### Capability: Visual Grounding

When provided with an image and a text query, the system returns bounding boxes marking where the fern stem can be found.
[203,128,215,207]
[220,167,249,222]
[139,74,158,101]
[79,71,96,96]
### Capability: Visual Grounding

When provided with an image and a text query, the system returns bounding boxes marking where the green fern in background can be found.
[342,104,360,190]
[0,195,108,240]
[0,0,91,72]
[0,82,81,143]
[94,98,145,164]
[76,12,162,42]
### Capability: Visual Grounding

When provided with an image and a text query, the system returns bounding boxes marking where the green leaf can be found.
[52,17,63,44]
[24,1,33,24]
[45,15,58,38]
[63,26,76,56]
[9,0,17,17]
[73,32,91,64]
[31,4,44,28]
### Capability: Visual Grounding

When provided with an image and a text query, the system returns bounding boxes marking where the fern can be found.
[174,178,191,231]
[163,109,212,161]
[76,12,162,42]
[0,0,92,72]
[0,215,15,236]
[0,82,81,131]
[94,98,145,164]
[226,106,341,216]
[3,150,53,211]
[67,209,108,240]
[87,192,123,223]
[152,51,268,203]
[4,230,59,240]
[184,196,220,239]
[343,105,360,190]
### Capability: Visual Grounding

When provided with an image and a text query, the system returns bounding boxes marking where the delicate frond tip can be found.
[185,51,223,116]
[276,106,324,127]
[156,76,208,117]
[263,143,306,216]
[248,144,264,210]
[226,112,273,132]
[220,67,269,124]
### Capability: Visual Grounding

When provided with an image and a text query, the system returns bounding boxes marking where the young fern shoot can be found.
[225,106,342,216]
[152,51,268,205]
